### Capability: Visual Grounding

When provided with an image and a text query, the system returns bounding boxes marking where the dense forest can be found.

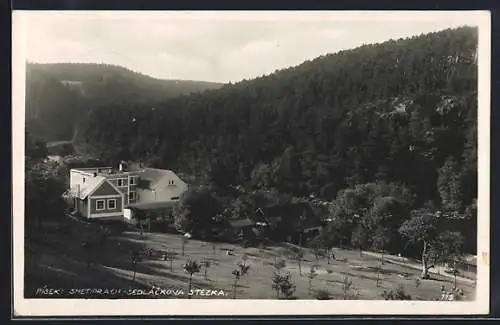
[25,63,223,142]
[70,27,478,258]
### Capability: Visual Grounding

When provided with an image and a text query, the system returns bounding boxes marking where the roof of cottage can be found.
[69,176,107,200]
[258,202,322,229]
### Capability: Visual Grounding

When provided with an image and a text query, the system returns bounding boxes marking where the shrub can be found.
[315,289,332,300]
[272,271,296,299]
[381,285,412,300]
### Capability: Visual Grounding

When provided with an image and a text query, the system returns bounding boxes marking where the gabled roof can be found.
[69,176,123,200]
[259,202,322,229]
[138,168,182,190]
[69,176,107,200]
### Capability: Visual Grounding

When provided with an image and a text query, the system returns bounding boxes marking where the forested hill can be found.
[25,63,223,141]
[76,26,478,211]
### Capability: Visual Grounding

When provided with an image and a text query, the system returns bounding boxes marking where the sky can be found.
[17,11,483,83]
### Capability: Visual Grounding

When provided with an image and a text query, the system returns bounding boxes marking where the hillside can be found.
[76,27,477,198]
[25,63,223,141]
[73,27,478,255]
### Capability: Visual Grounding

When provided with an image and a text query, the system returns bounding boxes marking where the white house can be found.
[68,163,188,222]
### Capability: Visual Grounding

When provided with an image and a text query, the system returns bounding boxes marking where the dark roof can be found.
[126,201,178,211]
[259,202,322,229]
[261,202,313,218]
[228,218,255,228]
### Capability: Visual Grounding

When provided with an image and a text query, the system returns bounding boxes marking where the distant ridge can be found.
[25,62,223,141]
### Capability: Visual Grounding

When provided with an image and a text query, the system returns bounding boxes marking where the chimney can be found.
[119,163,123,172]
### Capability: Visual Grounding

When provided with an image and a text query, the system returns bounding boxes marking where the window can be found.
[82,177,86,183]
[168,180,175,186]
[117,179,124,187]
[130,176,136,185]
[96,200,105,211]
[171,196,180,200]
[107,199,116,210]
[129,191,136,201]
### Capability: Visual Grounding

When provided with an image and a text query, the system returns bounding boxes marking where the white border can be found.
[12,10,491,317]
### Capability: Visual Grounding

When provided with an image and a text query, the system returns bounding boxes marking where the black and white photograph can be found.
[12,10,490,316]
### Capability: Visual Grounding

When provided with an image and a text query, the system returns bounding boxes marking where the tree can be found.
[376,262,382,287]
[350,224,369,257]
[173,186,224,238]
[180,236,188,256]
[25,131,48,165]
[343,275,354,300]
[290,249,304,276]
[437,157,464,212]
[165,250,176,271]
[25,163,67,230]
[271,272,296,299]
[183,259,201,299]
[129,249,142,281]
[212,242,217,258]
[399,210,441,279]
[98,225,111,248]
[231,256,250,299]
[371,226,393,264]
[437,231,465,288]
[307,266,318,295]
[201,259,211,280]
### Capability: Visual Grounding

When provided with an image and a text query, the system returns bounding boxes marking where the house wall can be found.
[107,172,140,206]
[88,196,123,218]
[123,208,137,224]
[136,186,186,203]
[128,175,139,205]
[75,199,88,218]
[154,171,189,195]
[136,170,188,203]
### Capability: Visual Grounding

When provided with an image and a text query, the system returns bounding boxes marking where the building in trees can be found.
[256,202,324,244]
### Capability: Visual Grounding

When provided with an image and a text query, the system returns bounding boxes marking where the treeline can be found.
[25,132,68,231]
[74,27,477,253]
[25,63,223,142]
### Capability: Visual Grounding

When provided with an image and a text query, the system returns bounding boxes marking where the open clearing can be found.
[25,217,475,300]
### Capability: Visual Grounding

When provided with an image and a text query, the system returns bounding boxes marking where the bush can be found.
[272,272,296,299]
[315,289,332,300]
[381,285,412,300]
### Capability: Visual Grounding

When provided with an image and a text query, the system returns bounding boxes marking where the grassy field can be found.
[25,216,476,300]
